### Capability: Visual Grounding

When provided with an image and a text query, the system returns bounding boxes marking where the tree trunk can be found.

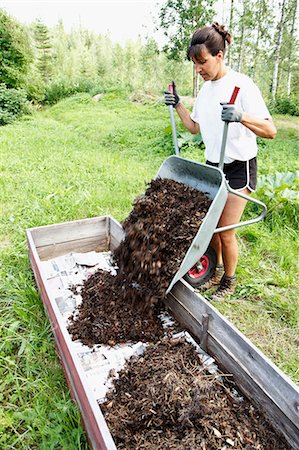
[252,0,263,81]
[237,0,246,72]
[286,0,297,96]
[193,65,199,97]
[271,0,287,99]
[287,72,292,97]
[227,0,234,66]
[221,0,225,22]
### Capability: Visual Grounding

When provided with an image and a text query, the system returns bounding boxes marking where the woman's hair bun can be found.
[212,22,232,44]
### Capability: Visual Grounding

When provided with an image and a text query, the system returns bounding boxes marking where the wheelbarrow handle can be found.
[214,182,267,233]
[215,85,267,232]
[218,86,240,171]
[168,82,180,156]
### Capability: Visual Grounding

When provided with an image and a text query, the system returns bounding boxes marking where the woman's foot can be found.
[198,264,224,291]
[211,274,236,301]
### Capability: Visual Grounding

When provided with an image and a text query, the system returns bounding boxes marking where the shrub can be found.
[50,92,92,108]
[0,10,32,89]
[0,84,29,125]
[256,170,299,230]
[269,96,299,116]
[43,77,102,105]
[24,71,46,103]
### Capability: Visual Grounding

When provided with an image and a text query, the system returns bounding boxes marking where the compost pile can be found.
[68,178,211,346]
[102,339,291,450]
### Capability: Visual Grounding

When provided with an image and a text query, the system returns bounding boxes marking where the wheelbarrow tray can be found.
[26,215,299,450]
[155,155,227,293]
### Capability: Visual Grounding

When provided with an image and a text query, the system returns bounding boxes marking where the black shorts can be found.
[206,158,257,191]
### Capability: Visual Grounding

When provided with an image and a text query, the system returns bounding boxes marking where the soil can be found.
[102,339,291,450]
[68,178,211,346]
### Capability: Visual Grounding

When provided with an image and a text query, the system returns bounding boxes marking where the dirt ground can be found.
[68,177,291,449]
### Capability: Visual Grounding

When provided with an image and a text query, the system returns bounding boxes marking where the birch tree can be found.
[271,0,287,99]
[285,0,298,96]
[227,0,234,65]
[251,0,271,82]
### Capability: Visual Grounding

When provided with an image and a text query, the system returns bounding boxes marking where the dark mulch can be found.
[102,339,291,450]
[68,178,211,346]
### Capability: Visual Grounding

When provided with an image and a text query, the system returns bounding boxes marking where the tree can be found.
[158,0,216,95]
[251,0,271,82]
[158,0,216,59]
[139,38,160,92]
[271,0,287,99]
[278,0,298,97]
[32,19,53,83]
[0,8,32,88]
[227,0,234,65]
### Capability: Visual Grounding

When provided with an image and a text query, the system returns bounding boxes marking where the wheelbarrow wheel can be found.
[184,245,217,288]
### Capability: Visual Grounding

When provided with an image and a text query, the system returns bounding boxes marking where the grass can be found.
[0,92,298,447]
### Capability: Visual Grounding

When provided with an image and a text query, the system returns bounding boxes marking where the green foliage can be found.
[269,96,299,116]
[32,19,53,83]
[0,9,32,88]
[23,69,46,103]
[0,84,29,125]
[258,170,299,199]
[158,0,216,60]
[177,130,204,151]
[256,170,299,230]
[43,77,100,105]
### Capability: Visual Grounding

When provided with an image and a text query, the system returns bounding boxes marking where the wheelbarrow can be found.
[159,86,267,294]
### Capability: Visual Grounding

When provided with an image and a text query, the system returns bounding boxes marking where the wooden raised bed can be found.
[26,215,299,450]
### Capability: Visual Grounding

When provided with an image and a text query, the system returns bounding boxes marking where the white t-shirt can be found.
[190,69,271,163]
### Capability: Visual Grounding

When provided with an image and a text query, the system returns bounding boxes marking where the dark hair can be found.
[187,22,232,61]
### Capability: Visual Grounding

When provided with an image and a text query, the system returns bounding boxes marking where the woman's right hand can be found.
[164,83,181,108]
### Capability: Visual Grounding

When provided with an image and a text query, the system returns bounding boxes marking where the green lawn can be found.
[0,92,298,448]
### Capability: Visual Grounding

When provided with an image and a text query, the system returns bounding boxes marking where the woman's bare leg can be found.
[217,188,251,276]
[210,188,252,301]
[211,233,223,265]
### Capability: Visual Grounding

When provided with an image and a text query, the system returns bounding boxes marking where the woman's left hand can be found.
[221,104,243,122]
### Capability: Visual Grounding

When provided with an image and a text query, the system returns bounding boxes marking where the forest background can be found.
[0,0,298,124]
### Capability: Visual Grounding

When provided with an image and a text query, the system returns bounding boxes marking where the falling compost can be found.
[68,177,211,346]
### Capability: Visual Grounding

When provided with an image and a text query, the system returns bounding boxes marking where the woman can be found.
[164,22,276,301]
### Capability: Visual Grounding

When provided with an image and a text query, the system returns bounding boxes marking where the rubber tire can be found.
[184,245,217,288]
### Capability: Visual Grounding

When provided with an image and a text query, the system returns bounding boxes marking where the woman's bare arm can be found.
[175,103,200,134]
[241,114,277,139]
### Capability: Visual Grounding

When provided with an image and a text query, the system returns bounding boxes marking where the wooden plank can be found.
[207,335,299,450]
[164,293,204,341]
[27,230,117,450]
[166,285,299,448]
[37,235,108,260]
[29,216,108,248]
[108,216,125,251]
